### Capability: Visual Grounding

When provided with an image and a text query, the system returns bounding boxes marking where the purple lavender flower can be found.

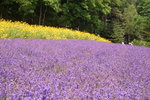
[0,39,150,100]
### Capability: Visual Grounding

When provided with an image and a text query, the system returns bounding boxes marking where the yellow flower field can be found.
[0,20,111,42]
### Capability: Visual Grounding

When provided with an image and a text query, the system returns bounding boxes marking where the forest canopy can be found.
[0,0,149,46]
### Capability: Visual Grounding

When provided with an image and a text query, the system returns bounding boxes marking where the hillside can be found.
[0,39,149,99]
[0,20,110,43]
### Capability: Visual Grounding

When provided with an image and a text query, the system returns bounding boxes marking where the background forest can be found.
[0,0,150,47]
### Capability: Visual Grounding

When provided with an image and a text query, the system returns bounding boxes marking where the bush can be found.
[132,40,150,47]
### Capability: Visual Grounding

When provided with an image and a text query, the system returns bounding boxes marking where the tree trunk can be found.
[67,0,69,3]
[0,11,2,19]
[77,21,80,30]
[31,16,34,24]
[103,15,107,31]
[42,6,47,25]
[90,24,93,33]
[39,5,43,25]
[124,34,130,44]
[0,6,3,19]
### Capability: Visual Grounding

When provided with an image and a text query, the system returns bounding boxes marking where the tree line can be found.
[0,0,150,46]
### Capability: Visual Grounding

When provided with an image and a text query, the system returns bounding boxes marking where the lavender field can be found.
[0,39,150,100]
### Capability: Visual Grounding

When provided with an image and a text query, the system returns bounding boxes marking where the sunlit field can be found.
[0,39,150,99]
[0,19,149,100]
[0,0,149,99]
[0,20,111,43]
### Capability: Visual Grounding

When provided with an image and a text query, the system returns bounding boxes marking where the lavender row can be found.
[0,39,150,100]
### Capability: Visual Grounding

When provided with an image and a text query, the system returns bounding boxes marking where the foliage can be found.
[0,0,149,47]
[138,1,150,42]
[0,20,111,42]
[132,39,150,47]
[111,21,124,43]
[123,4,144,43]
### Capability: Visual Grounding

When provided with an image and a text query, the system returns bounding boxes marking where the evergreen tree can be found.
[111,21,124,43]
[123,4,144,44]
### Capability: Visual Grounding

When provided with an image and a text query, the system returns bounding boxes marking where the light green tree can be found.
[111,21,124,43]
[123,4,144,44]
